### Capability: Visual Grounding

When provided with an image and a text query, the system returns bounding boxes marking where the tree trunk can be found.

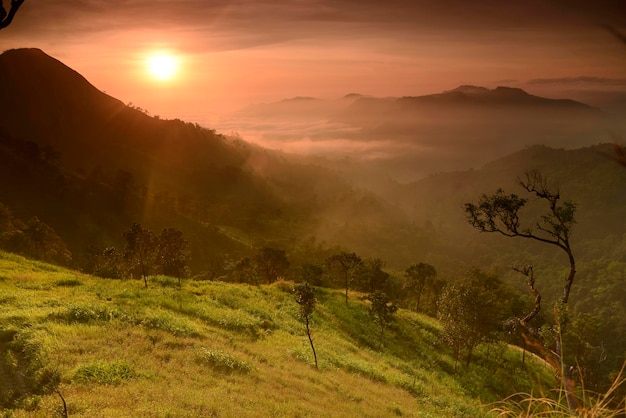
[466,346,473,367]
[344,272,349,305]
[305,317,318,368]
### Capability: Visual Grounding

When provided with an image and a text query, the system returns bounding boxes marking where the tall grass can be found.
[491,363,626,417]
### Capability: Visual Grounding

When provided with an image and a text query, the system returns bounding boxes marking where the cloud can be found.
[8,0,626,53]
[528,76,626,86]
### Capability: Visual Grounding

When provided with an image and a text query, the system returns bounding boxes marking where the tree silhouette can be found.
[403,262,437,312]
[326,252,362,305]
[465,169,579,410]
[0,0,24,30]
[254,247,289,284]
[156,228,190,287]
[123,223,155,288]
[356,258,389,293]
[367,291,398,351]
[465,170,576,304]
[294,282,318,368]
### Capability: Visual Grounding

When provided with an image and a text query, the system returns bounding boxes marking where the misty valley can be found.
[1,48,626,417]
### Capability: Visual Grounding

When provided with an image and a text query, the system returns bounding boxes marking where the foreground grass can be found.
[0,251,554,417]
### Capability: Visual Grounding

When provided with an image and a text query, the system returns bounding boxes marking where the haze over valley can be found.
[1,1,626,416]
[210,85,623,184]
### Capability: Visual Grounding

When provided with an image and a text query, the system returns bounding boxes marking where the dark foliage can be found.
[326,252,363,305]
[437,269,510,368]
[254,247,290,284]
[367,291,398,351]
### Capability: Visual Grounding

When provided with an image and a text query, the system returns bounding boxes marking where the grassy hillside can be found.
[0,251,554,417]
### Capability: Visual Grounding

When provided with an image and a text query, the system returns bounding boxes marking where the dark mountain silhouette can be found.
[407,84,598,110]
[0,48,415,272]
[336,85,602,126]
[0,48,247,183]
[0,49,288,265]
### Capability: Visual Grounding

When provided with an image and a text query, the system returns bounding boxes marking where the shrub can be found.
[72,361,138,385]
[0,330,60,408]
[196,348,253,374]
[137,314,200,337]
[57,304,124,324]
[54,278,81,287]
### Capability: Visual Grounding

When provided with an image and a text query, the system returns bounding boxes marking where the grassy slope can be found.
[0,251,554,417]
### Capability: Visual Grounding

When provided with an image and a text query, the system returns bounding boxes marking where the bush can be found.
[196,348,253,374]
[54,278,81,287]
[56,304,124,323]
[0,330,60,408]
[72,361,138,385]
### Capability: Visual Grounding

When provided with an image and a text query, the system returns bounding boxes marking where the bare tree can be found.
[465,169,579,411]
[0,0,24,30]
[465,170,576,304]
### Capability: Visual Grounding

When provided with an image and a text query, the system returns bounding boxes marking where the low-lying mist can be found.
[206,86,624,190]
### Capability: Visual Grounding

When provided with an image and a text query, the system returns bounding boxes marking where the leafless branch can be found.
[0,0,25,30]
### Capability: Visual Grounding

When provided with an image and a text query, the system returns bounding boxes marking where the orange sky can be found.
[1,0,625,122]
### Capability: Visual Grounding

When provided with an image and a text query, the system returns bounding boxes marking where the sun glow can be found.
[146,53,179,81]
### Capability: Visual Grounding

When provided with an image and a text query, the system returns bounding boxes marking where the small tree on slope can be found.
[367,291,398,351]
[294,282,318,368]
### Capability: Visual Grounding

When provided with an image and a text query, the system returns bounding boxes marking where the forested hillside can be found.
[1,48,625,410]
[0,48,417,275]
[392,144,626,389]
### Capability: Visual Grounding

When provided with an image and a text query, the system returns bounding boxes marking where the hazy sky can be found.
[1,0,625,121]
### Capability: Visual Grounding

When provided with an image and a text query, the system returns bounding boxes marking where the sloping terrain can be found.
[0,251,553,417]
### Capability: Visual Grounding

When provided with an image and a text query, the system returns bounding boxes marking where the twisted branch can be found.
[0,0,24,30]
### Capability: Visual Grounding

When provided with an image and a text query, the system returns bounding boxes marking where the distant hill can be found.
[393,143,626,258]
[0,48,414,272]
[338,85,600,121]
[222,85,620,183]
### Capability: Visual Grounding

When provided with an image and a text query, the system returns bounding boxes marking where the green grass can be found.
[72,361,139,385]
[0,251,556,417]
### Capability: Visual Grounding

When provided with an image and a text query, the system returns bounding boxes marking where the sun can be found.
[146,53,179,81]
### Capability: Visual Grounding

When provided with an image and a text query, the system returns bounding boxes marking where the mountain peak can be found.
[0,48,75,72]
[0,47,112,100]
[342,93,367,100]
[491,86,530,97]
[1,47,48,58]
[278,96,319,103]
[447,85,490,95]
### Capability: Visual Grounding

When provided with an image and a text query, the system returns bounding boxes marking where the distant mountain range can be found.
[230,84,619,184]
[337,84,600,122]
[0,47,625,273]
[240,84,601,121]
